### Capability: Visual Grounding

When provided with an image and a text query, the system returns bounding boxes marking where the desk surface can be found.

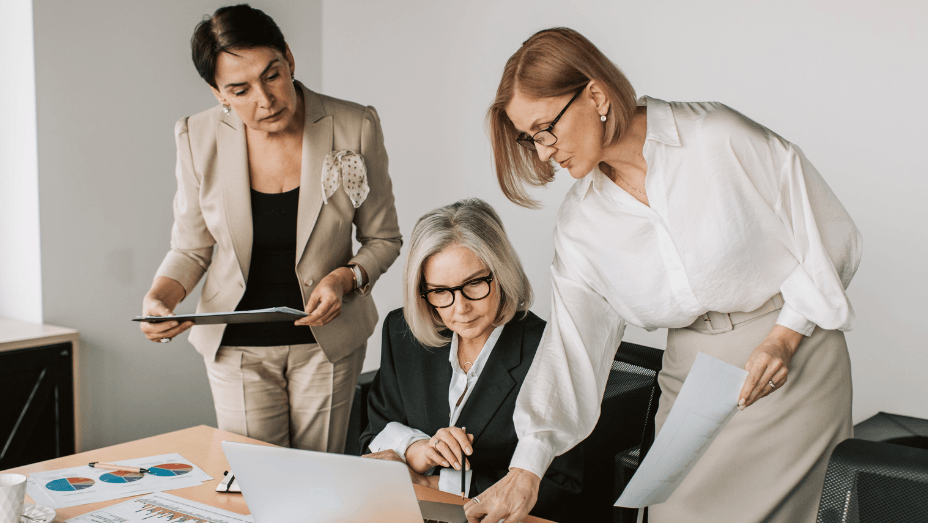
[0,317,79,353]
[3,425,552,522]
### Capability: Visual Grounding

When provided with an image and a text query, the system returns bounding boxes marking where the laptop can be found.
[222,441,467,523]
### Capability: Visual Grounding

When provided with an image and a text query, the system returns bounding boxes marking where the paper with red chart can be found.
[25,453,212,509]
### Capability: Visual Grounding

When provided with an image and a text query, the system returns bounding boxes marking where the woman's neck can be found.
[457,328,493,367]
[600,107,649,187]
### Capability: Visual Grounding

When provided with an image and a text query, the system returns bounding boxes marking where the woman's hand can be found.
[405,427,474,474]
[362,450,439,489]
[295,267,354,327]
[463,467,540,523]
[140,277,193,342]
[738,324,803,409]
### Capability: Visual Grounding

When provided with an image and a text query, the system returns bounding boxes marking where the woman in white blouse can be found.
[361,199,582,521]
[465,28,862,523]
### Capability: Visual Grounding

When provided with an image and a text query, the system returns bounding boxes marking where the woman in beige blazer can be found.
[139,5,401,453]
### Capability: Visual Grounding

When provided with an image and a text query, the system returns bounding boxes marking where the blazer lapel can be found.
[421,344,454,432]
[217,108,252,281]
[457,322,522,444]
[296,83,333,265]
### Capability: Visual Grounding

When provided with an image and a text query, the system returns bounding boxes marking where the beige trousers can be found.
[649,308,852,523]
[203,343,366,452]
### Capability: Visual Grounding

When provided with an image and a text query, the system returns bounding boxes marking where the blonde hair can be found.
[488,27,638,208]
[403,199,533,347]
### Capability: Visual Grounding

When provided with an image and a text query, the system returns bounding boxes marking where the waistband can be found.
[686,293,784,334]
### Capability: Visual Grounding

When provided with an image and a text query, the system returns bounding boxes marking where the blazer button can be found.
[305,279,314,286]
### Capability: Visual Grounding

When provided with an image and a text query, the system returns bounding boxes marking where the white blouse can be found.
[367,326,503,496]
[509,96,863,478]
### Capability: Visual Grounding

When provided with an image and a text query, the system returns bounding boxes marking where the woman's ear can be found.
[587,80,611,117]
[210,85,227,106]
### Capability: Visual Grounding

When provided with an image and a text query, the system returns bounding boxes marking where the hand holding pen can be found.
[403,426,474,475]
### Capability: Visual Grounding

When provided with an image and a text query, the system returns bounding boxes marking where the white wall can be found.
[31,0,322,450]
[321,0,928,424]
[0,0,43,324]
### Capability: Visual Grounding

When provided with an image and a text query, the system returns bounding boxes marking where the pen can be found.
[460,426,467,499]
[88,462,150,474]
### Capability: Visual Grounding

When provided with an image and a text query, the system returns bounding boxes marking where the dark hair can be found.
[191,4,287,89]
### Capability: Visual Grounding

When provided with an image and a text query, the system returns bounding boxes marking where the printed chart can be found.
[149,463,193,477]
[26,453,212,509]
[46,477,95,491]
[67,492,253,523]
[99,470,144,484]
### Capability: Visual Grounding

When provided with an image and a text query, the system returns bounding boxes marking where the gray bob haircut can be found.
[403,198,533,347]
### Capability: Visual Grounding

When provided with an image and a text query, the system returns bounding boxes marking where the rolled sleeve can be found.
[775,301,816,337]
[509,436,558,479]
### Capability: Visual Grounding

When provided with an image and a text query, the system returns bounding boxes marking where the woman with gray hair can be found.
[360,198,582,521]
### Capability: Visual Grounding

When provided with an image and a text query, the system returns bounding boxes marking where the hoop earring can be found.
[600,114,607,122]
[221,104,231,115]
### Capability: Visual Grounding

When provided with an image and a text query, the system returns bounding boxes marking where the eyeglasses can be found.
[515,88,585,151]
[420,274,494,309]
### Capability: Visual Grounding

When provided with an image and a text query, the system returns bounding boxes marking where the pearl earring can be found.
[221,104,231,115]
[600,114,607,122]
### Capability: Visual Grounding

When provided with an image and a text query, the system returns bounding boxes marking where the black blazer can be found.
[361,308,582,520]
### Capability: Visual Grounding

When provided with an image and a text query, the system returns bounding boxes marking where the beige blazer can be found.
[155,82,402,362]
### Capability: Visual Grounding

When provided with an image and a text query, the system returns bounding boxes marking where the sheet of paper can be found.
[66,492,253,523]
[615,352,748,508]
[26,453,213,509]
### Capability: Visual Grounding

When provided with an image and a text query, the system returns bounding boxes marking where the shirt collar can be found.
[578,95,680,201]
[449,325,504,378]
[638,95,681,147]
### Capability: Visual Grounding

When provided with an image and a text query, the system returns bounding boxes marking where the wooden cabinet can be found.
[0,319,80,469]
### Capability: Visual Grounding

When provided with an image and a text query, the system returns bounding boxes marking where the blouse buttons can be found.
[305,279,314,287]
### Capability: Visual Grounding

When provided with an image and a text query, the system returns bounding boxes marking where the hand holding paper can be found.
[615,352,748,508]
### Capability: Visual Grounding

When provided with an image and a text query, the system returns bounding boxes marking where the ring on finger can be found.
[160,338,172,343]
[472,496,481,504]
[768,380,776,389]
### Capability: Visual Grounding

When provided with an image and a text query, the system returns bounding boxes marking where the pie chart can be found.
[148,463,193,477]
[46,477,95,491]
[100,470,144,483]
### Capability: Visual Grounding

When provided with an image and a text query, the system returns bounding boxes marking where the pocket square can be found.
[322,149,369,208]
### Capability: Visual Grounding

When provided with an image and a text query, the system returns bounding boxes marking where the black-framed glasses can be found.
[420,274,494,309]
[515,87,585,151]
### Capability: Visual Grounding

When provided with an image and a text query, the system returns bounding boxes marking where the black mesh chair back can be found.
[344,369,378,456]
[817,438,928,523]
[571,341,663,523]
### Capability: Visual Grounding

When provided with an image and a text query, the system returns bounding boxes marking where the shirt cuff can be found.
[775,303,816,337]
[509,436,556,480]
[438,468,472,497]
[367,422,430,462]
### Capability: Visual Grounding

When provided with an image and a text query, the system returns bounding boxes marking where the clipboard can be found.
[132,306,308,325]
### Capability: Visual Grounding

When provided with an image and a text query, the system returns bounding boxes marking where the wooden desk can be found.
[3,425,552,522]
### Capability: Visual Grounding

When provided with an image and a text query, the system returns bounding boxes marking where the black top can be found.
[220,187,316,347]
[361,308,583,520]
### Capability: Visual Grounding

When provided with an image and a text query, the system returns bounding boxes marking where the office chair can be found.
[571,341,664,523]
[816,438,928,523]
[343,370,378,456]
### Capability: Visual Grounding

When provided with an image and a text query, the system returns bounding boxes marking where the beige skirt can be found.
[648,304,852,523]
